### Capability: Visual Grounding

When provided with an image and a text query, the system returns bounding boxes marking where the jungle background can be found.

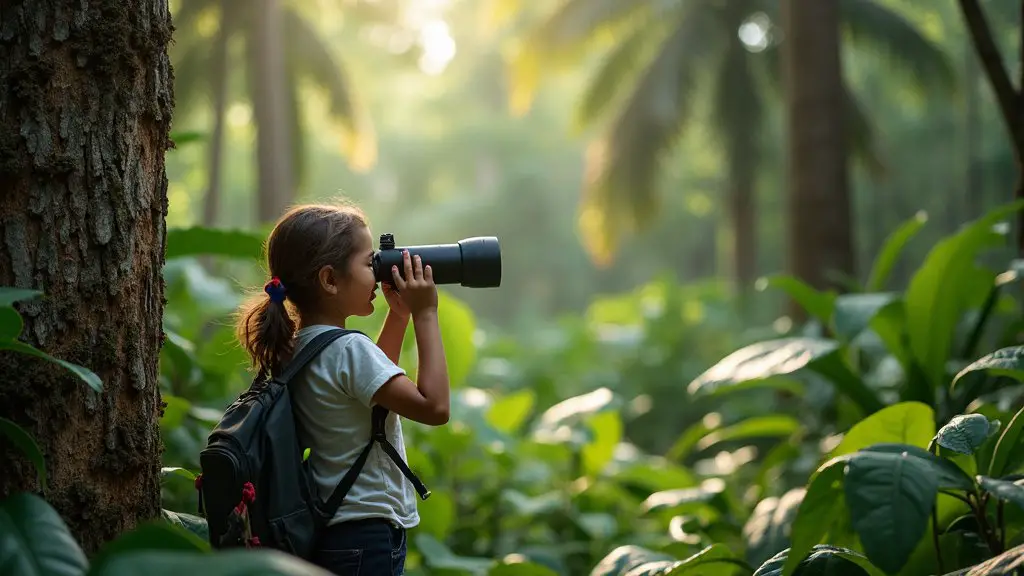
[4,0,1024,574]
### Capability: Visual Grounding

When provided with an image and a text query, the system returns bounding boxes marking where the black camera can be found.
[373,233,502,288]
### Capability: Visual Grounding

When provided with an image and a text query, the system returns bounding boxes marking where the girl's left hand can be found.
[382,282,410,319]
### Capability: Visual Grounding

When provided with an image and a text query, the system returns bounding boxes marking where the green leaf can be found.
[160,467,197,481]
[590,545,678,576]
[666,543,745,575]
[488,561,559,576]
[865,211,927,292]
[582,410,622,476]
[697,416,803,452]
[989,404,1024,477]
[689,337,883,415]
[843,446,938,574]
[829,402,935,459]
[90,521,209,572]
[414,533,495,573]
[160,395,191,431]
[0,492,88,576]
[159,509,209,543]
[977,476,1024,512]
[860,443,975,491]
[164,226,266,261]
[0,417,46,487]
[756,275,837,325]
[781,458,848,576]
[0,287,43,306]
[904,200,1024,390]
[0,307,23,340]
[743,488,806,566]
[416,490,455,540]
[641,480,726,515]
[169,131,205,147]
[935,414,999,455]
[756,545,883,576]
[486,389,535,434]
[86,549,334,575]
[952,346,1024,390]
[0,339,102,392]
[437,290,477,389]
[832,292,899,342]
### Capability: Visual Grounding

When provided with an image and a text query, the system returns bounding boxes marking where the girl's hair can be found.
[234,202,369,379]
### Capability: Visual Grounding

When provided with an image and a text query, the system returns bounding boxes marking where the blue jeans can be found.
[312,518,408,576]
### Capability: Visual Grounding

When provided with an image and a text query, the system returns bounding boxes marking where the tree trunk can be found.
[957,0,1024,254]
[202,1,231,228]
[250,0,294,224]
[729,151,757,314]
[782,0,855,314]
[0,0,172,555]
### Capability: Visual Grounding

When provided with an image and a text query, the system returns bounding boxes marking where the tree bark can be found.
[0,0,172,555]
[782,0,855,314]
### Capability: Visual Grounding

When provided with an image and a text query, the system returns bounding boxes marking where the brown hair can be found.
[234,202,369,379]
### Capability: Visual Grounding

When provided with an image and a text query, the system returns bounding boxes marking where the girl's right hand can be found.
[391,250,437,316]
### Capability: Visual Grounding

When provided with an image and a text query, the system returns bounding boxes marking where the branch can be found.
[957,0,1024,152]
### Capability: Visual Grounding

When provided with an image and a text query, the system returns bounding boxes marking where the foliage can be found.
[5,200,1023,575]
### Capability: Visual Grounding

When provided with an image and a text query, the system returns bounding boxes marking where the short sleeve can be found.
[338,334,406,408]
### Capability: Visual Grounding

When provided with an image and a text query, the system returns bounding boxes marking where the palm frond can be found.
[578,9,714,266]
[574,12,674,130]
[839,0,957,95]
[282,8,377,171]
[506,0,660,115]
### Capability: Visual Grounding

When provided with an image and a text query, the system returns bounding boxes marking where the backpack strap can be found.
[320,405,432,520]
[275,328,360,384]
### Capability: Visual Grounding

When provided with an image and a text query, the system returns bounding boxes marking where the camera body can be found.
[372,233,502,288]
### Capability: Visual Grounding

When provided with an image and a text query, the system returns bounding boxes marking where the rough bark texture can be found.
[782,0,855,314]
[0,0,173,555]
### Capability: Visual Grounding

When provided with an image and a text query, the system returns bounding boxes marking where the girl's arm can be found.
[376,310,408,365]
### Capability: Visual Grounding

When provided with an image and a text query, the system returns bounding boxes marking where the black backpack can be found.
[194,328,432,559]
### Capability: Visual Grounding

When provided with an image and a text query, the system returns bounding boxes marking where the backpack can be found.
[193,327,432,559]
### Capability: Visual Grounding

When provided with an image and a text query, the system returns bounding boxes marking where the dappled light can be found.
[3,0,1024,575]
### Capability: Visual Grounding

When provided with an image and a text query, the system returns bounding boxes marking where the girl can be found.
[234,202,451,576]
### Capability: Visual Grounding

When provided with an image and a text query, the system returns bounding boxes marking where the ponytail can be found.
[235,276,296,380]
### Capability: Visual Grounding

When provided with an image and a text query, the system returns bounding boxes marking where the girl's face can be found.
[336,225,379,318]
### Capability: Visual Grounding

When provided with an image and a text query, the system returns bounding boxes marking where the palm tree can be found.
[506,0,954,295]
[169,0,394,224]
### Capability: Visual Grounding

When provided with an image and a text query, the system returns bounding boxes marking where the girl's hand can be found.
[382,282,410,320]
[391,250,438,316]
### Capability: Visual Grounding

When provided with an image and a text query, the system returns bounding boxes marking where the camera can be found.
[373,233,502,288]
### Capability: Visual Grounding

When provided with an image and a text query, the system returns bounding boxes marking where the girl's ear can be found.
[317,265,339,295]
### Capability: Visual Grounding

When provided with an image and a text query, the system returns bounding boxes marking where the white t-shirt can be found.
[289,324,420,529]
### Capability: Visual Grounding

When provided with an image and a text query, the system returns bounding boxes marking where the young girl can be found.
[234,202,451,576]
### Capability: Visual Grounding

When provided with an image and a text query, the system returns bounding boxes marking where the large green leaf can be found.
[0,492,88,576]
[864,212,927,292]
[486,389,535,434]
[0,340,102,393]
[935,414,1000,456]
[743,488,806,566]
[641,480,726,515]
[436,290,478,389]
[415,533,495,573]
[904,200,1024,390]
[0,418,45,487]
[989,404,1024,477]
[781,458,848,576]
[589,545,678,576]
[829,402,935,459]
[858,444,975,491]
[86,549,334,575]
[689,337,882,415]
[89,521,209,573]
[832,293,899,342]
[757,545,883,576]
[952,346,1024,390]
[159,509,209,543]
[666,543,746,575]
[164,226,266,261]
[843,447,938,574]
[489,561,559,576]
